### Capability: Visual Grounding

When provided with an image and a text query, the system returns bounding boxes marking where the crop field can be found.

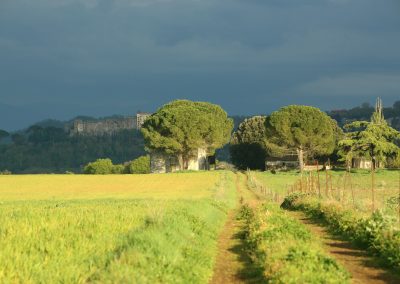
[0,172,223,201]
[0,172,236,283]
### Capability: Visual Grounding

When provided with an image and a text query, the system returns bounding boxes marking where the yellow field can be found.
[0,171,236,283]
[0,172,221,201]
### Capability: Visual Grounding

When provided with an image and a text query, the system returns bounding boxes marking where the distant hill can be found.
[327,100,400,130]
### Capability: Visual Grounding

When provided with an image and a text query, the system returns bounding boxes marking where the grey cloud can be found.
[0,0,400,130]
[297,73,400,97]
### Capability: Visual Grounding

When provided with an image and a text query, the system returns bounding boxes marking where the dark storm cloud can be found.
[0,0,400,130]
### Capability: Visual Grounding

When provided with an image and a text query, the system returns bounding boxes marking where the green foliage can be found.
[265,105,338,170]
[328,100,400,128]
[0,169,12,175]
[230,116,268,170]
[111,164,125,174]
[0,129,145,173]
[283,194,400,270]
[126,155,150,174]
[142,100,233,169]
[239,203,350,283]
[338,108,400,167]
[84,158,115,174]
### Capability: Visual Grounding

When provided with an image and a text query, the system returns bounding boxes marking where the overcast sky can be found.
[1,0,400,130]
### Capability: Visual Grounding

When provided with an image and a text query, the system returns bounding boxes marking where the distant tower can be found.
[371,97,385,124]
[136,112,151,129]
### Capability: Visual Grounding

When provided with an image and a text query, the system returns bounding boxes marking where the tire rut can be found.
[210,173,263,284]
[287,210,400,284]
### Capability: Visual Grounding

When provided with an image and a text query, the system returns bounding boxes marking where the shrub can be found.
[126,156,150,174]
[282,194,400,270]
[84,159,114,174]
[0,170,12,175]
[111,164,125,174]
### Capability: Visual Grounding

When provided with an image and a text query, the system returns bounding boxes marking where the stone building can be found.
[70,112,151,136]
[265,154,299,170]
[150,148,209,173]
[352,158,372,169]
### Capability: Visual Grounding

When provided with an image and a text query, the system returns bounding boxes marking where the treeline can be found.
[328,100,400,128]
[231,103,400,171]
[0,128,145,173]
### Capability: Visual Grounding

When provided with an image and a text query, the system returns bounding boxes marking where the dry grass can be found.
[0,172,221,201]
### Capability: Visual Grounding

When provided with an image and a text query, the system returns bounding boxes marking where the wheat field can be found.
[0,171,236,283]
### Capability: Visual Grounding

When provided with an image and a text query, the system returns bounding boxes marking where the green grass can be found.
[0,171,236,283]
[282,193,400,271]
[238,203,350,283]
[251,170,300,194]
[252,169,400,218]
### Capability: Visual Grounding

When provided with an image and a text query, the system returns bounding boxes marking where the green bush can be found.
[282,194,400,270]
[126,156,150,174]
[0,170,12,175]
[111,164,125,174]
[83,159,114,174]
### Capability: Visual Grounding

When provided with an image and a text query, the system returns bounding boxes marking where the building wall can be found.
[136,113,151,129]
[352,158,372,169]
[70,113,151,136]
[150,152,167,174]
[150,148,209,173]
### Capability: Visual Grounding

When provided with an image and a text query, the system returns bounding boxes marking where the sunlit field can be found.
[0,172,221,201]
[0,171,236,283]
[252,169,400,217]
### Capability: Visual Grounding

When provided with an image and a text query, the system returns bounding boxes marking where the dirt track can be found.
[288,211,400,284]
[210,173,263,284]
[211,172,400,284]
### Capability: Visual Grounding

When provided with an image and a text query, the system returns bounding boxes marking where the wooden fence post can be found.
[317,161,321,198]
[325,163,328,197]
[350,172,355,209]
[371,162,375,212]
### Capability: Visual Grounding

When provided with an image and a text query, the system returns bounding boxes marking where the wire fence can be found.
[246,170,285,204]
[287,168,400,223]
[246,168,400,224]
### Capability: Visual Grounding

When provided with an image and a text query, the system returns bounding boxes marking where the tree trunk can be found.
[178,154,184,171]
[182,154,189,170]
[297,147,304,173]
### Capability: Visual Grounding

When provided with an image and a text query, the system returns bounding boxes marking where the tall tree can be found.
[265,105,337,171]
[141,100,233,169]
[230,116,268,170]
[338,98,400,169]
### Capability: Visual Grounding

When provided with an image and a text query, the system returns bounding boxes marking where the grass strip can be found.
[238,203,350,283]
[282,193,400,270]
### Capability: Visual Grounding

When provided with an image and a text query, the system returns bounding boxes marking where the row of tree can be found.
[1,99,399,173]
[230,103,400,171]
[0,129,145,173]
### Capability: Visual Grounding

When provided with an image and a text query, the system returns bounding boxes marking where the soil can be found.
[210,173,263,284]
